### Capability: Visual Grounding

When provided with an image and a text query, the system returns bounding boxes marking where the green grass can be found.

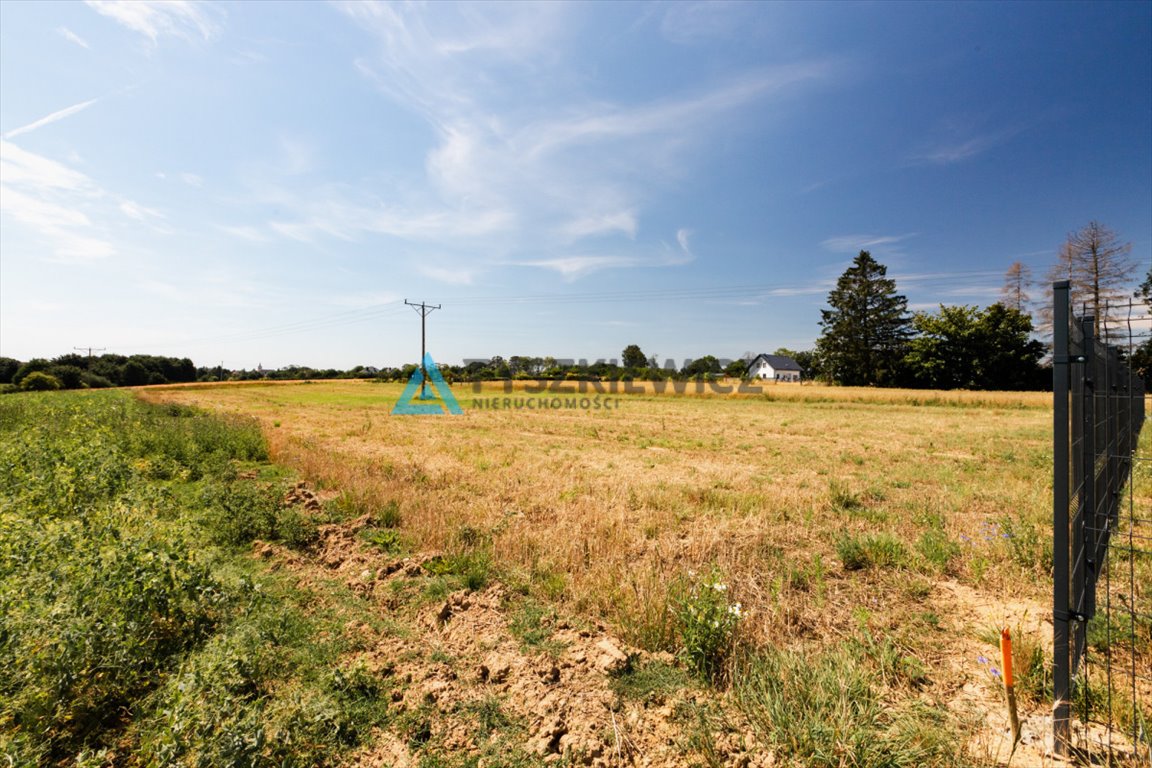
[734,645,971,767]
[836,532,907,570]
[0,391,390,766]
[506,598,566,657]
[610,659,691,703]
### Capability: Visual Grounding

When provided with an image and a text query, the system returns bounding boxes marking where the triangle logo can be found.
[392,353,464,415]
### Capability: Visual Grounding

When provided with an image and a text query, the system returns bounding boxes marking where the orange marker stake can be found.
[1001,627,1021,750]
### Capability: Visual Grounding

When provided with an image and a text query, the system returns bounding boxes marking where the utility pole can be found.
[74,346,106,365]
[405,300,441,399]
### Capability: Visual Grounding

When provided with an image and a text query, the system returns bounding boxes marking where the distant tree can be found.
[1137,265,1151,305]
[121,360,151,387]
[0,357,20,384]
[682,355,721,378]
[20,371,61,391]
[816,251,912,386]
[621,344,647,369]
[46,365,85,390]
[489,355,510,379]
[904,306,983,390]
[723,359,747,378]
[1046,221,1136,340]
[80,371,115,389]
[13,359,50,387]
[1000,261,1033,314]
[92,357,126,385]
[52,353,89,370]
[977,303,1048,390]
[904,303,1045,390]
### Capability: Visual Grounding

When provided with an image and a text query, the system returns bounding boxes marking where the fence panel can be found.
[1052,281,1150,763]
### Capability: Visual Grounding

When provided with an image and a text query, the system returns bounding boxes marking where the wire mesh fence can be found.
[1052,283,1150,764]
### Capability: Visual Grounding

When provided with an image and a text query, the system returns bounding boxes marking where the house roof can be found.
[748,353,802,371]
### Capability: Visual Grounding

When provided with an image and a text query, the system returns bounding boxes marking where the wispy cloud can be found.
[85,0,220,44]
[325,2,834,281]
[906,121,1027,166]
[3,98,99,140]
[179,172,203,187]
[513,227,695,280]
[659,1,757,45]
[418,265,474,285]
[516,255,645,280]
[557,211,637,241]
[0,140,162,262]
[0,141,113,261]
[676,228,693,256]
[219,224,270,243]
[119,200,163,221]
[820,233,916,253]
[57,26,91,49]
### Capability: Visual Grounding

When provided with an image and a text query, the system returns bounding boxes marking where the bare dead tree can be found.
[1044,221,1136,341]
[1000,261,1033,314]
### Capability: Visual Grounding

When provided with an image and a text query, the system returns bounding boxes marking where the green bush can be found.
[80,371,115,389]
[201,481,283,547]
[19,371,61,391]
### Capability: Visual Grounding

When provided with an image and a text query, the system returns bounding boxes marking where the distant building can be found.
[746,353,802,382]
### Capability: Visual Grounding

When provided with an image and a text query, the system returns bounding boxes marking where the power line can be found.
[405,300,440,399]
[74,346,105,364]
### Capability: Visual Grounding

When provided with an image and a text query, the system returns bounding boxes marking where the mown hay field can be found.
[144,381,1067,667]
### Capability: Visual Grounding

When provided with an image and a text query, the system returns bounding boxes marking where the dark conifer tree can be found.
[816,251,912,386]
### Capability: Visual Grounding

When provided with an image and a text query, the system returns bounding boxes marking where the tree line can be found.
[5,223,1146,394]
[810,221,1150,389]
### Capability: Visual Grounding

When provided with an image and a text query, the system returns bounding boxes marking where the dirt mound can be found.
[266,491,771,767]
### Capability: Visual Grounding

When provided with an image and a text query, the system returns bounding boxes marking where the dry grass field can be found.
[140,379,1150,766]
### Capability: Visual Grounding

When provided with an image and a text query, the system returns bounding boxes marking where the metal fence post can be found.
[1078,315,1096,633]
[1052,280,1072,758]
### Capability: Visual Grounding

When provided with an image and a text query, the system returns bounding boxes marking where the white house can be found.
[746,353,803,382]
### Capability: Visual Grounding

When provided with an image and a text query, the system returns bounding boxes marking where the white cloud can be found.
[119,200,164,221]
[558,211,637,241]
[418,265,474,285]
[906,121,1028,166]
[3,98,99,140]
[220,224,270,243]
[820,233,916,253]
[517,255,641,280]
[660,1,755,45]
[57,26,91,49]
[676,228,693,256]
[0,142,115,262]
[514,230,694,280]
[0,140,163,263]
[179,172,203,187]
[85,0,220,43]
[0,140,99,193]
[332,2,834,280]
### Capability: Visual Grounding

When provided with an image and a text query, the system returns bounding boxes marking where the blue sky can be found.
[1,1,1149,370]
